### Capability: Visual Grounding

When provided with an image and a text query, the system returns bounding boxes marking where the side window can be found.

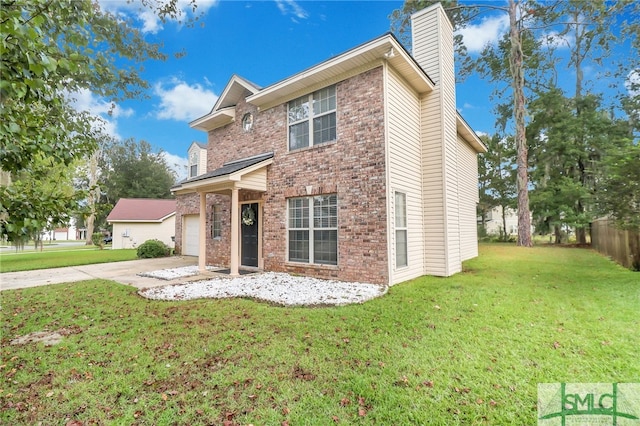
[395,192,408,268]
[211,205,221,238]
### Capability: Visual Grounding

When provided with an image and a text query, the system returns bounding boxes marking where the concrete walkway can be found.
[0,256,200,291]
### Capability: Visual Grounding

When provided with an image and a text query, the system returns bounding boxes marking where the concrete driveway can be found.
[0,256,198,291]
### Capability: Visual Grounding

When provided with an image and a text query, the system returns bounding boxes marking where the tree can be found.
[597,144,640,232]
[391,0,558,247]
[97,139,176,229]
[478,134,517,240]
[0,0,193,243]
[528,89,632,243]
[0,155,79,247]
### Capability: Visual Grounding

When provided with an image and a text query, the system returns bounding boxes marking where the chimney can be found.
[411,3,461,276]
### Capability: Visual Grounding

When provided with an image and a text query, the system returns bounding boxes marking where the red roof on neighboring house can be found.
[107,198,177,222]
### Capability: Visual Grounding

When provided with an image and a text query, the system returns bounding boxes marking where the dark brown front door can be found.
[241,203,259,267]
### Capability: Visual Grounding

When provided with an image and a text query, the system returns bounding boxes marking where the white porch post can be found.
[198,191,207,273]
[230,186,240,277]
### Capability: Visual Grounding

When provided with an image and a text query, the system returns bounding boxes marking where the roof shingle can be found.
[107,198,176,222]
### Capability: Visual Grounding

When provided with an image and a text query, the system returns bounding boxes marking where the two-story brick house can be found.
[172,4,487,286]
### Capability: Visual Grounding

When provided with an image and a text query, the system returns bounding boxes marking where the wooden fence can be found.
[591,218,640,270]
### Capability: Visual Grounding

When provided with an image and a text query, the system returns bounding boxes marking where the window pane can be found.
[190,164,198,178]
[396,229,407,267]
[289,121,309,150]
[288,96,309,122]
[288,198,309,228]
[313,86,336,115]
[289,230,309,262]
[313,112,336,145]
[314,230,337,265]
[313,195,337,228]
[395,192,406,228]
[212,205,221,238]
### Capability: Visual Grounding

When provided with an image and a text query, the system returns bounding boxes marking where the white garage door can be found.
[183,215,200,256]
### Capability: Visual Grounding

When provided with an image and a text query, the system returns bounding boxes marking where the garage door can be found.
[183,215,200,256]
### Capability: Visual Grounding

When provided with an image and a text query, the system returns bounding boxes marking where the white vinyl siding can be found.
[457,135,479,261]
[413,5,461,276]
[111,217,175,250]
[386,66,425,285]
[188,144,207,179]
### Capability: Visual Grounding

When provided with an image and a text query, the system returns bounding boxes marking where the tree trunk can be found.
[554,225,562,244]
[501,204,508,241]
[85,151,99,245]
[509,0,533,247]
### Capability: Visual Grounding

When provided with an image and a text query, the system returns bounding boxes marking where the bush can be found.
[136,239,171,258]
[91,232,104,249]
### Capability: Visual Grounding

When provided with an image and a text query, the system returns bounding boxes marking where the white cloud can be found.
[98,0,218,34]
[154,78,218,122]
[66,88,134,139]
[275,0,309,20]
[540,30,575,50]
[457,14,509,53]
[162,151,189,181]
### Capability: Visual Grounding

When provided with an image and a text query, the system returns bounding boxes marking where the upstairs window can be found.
[189,151,198,178]
[288,85,336,151]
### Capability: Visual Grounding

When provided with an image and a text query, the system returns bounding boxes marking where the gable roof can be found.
[188,141,207,151]
[190,75,261,131]
[171,152,274,193]
[107,198,176,223]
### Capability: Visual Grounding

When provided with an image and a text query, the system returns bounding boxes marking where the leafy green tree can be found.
[528,89,632,243]
[97,139,176,229]
[0,155,79,247]
[478,134,517,240]
[0,0,194,244]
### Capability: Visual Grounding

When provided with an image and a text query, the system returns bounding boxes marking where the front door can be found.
[241,203,259,267]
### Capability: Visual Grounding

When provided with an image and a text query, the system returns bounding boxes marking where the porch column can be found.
[198,191,207,273]
[229,186,240,277]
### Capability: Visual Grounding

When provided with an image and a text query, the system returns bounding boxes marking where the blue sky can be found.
[87,0,634,179]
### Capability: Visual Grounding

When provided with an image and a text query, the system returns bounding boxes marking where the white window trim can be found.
[286,195,338,265]
[287,85,337,151]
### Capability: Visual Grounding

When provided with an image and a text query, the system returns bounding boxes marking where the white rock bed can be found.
[138,265,217,280]
[138,271,387,307]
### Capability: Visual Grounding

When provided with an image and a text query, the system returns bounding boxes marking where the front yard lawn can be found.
[1,244,638,424]
[0,249,137,273]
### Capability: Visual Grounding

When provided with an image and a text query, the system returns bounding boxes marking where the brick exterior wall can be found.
[176,66,389,285]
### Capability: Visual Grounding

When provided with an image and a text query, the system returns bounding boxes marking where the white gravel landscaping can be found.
[138,271,387,307]
[138,265,217,280]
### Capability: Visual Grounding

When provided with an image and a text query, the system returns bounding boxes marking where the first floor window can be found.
[288,194,337,265]
[395,191,408,268]
[211,205,222,238]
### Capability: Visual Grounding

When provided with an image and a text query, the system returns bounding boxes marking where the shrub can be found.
[136,239,171,258]
[91,232,104,249]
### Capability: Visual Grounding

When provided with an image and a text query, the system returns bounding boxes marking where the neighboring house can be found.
[482,206,519,236]
[172,4,487,286]
[106,198,176,249]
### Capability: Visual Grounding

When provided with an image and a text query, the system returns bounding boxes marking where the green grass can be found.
[1,244,638,425]
[0,249,137,272]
